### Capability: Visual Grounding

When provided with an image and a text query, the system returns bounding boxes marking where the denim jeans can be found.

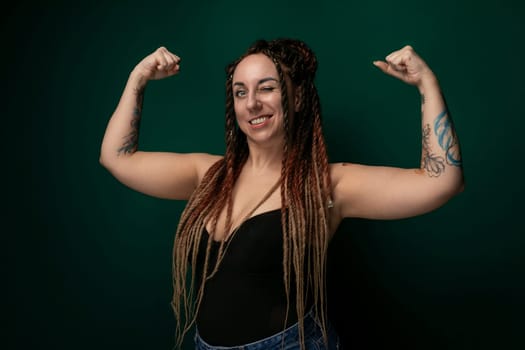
[194,309,340,350]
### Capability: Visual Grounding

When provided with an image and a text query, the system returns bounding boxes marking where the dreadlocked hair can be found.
[171,38,332,350]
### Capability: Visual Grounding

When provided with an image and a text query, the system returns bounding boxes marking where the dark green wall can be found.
[7,0,524,349]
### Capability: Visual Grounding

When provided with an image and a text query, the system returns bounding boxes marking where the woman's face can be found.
[232,53,292,146]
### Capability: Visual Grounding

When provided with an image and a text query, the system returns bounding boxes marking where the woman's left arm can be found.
[331,45,464,220]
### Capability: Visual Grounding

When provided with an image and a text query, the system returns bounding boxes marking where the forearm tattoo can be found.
[434,110,462,167]
[421,124,446,177]
[421,107,462,177]
[118,87,144,155]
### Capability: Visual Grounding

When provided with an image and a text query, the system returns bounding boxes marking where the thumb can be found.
[372,60,389,73]
[373,60,404,80]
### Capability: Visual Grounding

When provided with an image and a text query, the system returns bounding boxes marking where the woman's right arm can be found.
[99,46,221,200]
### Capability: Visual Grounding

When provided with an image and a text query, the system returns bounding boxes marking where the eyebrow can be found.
[233,77,279,87]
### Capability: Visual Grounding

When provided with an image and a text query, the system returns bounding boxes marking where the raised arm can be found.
[331,45,464,221]
[99,47,221,200]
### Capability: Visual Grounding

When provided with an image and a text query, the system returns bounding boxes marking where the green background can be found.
[6,0,524,349]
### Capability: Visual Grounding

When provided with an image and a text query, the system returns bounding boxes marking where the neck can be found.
[245,139,284,172]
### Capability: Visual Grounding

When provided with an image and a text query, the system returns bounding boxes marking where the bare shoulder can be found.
[191,152,223,166]
[329,161,370,202]
[328,161,385,220]
[328,162,361,224]
[191,152,223,181]
[329,161,365,184]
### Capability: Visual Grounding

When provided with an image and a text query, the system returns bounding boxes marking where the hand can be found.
[373,45,435,87]
[133,46,181,81]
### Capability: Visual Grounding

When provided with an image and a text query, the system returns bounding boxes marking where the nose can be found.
[246,91,261,111]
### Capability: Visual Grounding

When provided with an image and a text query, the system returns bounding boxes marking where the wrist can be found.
[417,71,440,95]
[129,68,149,89]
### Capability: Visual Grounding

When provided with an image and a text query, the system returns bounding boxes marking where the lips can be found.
[249,115,272,125]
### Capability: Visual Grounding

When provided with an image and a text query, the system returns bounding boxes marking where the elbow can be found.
[454,173,466,195]
[99,150,135,178]
[99,150,119,173]
[457,180,465,195]
[445,175,465,199]
[430,180,463,213]
[99,152,110,170]
[99,145,122,171]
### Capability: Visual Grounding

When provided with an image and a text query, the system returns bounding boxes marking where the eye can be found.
[234,90,247,98]
[259,86,276,93]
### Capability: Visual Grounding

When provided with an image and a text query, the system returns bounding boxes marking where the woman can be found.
[100,38,464,350]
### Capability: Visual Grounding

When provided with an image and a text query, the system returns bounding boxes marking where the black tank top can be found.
[194,208,303,346]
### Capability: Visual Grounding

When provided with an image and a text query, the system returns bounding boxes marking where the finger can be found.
[386,51,404,68]
[161,48,179,62]
[169,64,181,75]
[161,51,176,71]
[386,44,414,64]
[160,48,182,71]
[166,50,181,74]
[392,46,417,67]
[164,55,180,74]
[158,46,181,63]
[386,59,407,73]
[169,52,181,64]
[155,55,168,70]
[385,48,403,64]
[155,46,170,70]
[387,52,412,74]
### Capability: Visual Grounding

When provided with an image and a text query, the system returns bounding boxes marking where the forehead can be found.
[232,53,278,83]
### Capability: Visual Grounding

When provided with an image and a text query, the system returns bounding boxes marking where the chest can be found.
[198,209,284,275]
[205,174,281,241]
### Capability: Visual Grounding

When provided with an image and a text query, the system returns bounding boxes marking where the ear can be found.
[294,86,303,112]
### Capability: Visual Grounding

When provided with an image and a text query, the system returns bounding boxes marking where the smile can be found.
[249,115,272,125]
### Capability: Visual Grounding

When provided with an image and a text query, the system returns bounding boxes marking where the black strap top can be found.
[194,208,302,346]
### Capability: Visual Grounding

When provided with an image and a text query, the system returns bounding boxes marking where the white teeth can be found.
[250,116,269,125]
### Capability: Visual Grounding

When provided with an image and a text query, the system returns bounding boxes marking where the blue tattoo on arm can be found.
[434,110,462,166]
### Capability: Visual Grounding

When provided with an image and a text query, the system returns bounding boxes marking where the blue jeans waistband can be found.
[194,309,339,350]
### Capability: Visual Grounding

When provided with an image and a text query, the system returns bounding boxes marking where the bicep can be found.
[331,162,456,220]
[103,151,221,200]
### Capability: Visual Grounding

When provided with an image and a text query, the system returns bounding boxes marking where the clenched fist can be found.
[133,46,181,81]
[373,45,436,88]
